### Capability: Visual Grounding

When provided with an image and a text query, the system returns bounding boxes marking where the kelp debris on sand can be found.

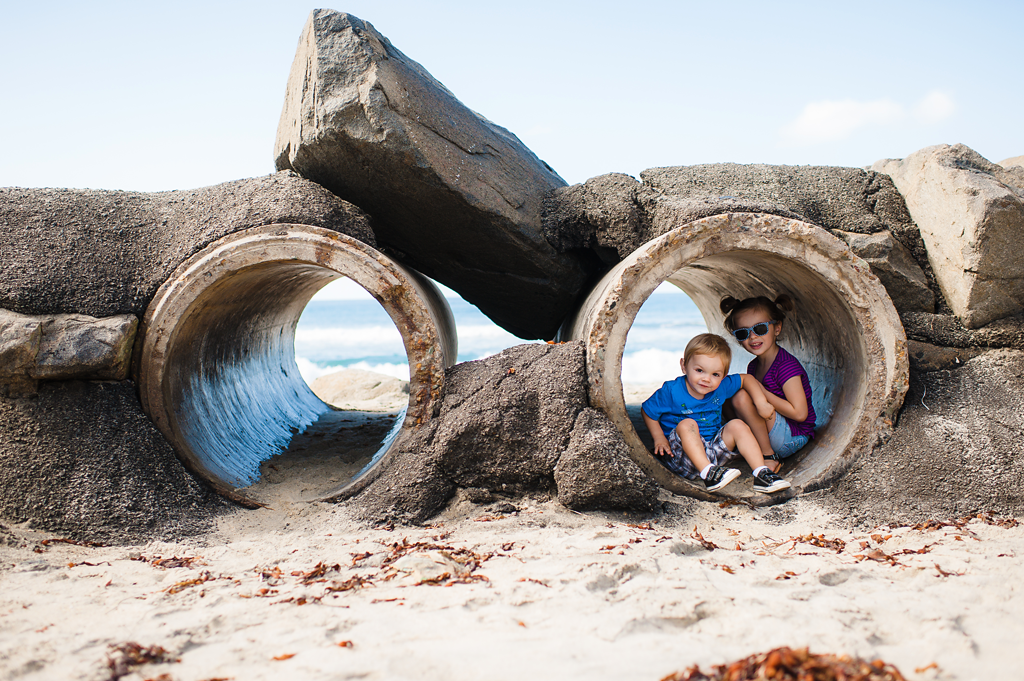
[661,646,907,681]
[105,642,179,681]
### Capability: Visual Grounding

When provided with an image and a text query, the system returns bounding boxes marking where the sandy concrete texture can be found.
[0,171,375,320]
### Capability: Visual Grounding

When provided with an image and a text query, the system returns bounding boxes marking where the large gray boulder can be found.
[274,10,592,340]
[873,144,1024,329]
[542,165,938,315]
[0,171,374,319]
[355,342,657,522]
[824,349,1024,525]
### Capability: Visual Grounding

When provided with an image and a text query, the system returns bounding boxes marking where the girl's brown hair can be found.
[720,293,795,332]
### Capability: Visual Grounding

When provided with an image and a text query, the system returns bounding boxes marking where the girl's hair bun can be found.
[720,296,740,314]
[774,293,795,313]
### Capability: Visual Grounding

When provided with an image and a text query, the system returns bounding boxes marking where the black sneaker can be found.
[752,468,792,493]
[703,465,741,492]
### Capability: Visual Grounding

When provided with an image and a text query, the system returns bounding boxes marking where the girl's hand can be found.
[756,400,775,421]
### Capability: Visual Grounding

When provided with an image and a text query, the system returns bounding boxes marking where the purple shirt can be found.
[748,346,816,439]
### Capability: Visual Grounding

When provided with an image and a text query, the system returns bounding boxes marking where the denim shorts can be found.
[767,415,810,459]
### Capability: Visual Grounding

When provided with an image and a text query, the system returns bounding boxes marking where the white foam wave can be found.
[296,357,410,384]
[621,348,683,386]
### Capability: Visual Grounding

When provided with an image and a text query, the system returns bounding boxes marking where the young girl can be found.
[721,294,816,472]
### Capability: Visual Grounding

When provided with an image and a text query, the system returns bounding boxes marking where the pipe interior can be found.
[625,250,865,492]
[163,261,406,499]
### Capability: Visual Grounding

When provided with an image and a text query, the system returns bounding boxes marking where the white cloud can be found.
[782,99,905,145]
[781,90,957,146]
[914,90,956,123]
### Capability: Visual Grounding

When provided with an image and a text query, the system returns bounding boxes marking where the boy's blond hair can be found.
[683,333,732,373]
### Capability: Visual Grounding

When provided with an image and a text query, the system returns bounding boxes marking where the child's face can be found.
[732,307,780,357]
[681,353,726,399]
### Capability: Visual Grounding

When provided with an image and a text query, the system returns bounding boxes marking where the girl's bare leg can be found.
[721,419,768,471]
[731,389,780,472]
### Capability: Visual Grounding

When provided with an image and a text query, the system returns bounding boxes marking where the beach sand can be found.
[2,490,1021,681]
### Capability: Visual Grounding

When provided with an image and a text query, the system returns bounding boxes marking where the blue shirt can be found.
[641,373,742,440]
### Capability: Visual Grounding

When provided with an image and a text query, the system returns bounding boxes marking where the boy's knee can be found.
[676,419,700,436]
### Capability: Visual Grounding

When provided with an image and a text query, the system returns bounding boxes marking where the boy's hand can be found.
[756,400,775,420]
[652,438,672,457]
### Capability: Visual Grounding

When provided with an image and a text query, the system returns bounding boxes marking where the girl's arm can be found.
[740,374,775,420]
[760,375,809,422]
[641,409,672,457]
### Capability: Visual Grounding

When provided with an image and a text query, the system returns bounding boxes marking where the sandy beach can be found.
[2,489,1021,681]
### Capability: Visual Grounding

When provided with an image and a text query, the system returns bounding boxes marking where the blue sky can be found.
[2,1,1021,193]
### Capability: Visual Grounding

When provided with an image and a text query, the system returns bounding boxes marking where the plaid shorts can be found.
[661,426,735,480]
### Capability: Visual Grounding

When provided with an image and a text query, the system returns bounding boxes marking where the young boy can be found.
[641,333,791,493]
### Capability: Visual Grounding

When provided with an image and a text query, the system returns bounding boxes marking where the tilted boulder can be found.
[873,144,1024,328]
[274,10,592,339]
[834,230,934,312]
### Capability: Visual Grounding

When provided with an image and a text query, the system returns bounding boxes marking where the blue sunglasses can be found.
[732,321,776,341]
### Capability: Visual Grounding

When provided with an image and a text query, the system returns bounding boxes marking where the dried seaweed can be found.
[164,571,216,594]
[105,642,179,681]
[139,555,205,570]
[40,537,107,548]
[691,527,718,551]
[291,561,341,585]
[660,646,907,681]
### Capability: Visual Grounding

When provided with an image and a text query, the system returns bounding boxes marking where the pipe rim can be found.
[135,224,457,506]
[563,212,909,503]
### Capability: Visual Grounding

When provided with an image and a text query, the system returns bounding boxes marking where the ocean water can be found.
[294,281,710,386]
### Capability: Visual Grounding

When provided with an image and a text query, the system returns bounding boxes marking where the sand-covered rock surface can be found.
[1,493,1020,680]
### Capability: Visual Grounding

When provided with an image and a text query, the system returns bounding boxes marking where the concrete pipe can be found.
[561,212,909,503]
[136,224,457,507]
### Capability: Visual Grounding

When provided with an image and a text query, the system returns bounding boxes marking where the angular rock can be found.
[354,342,590,522]
[274,10,591,339]
[0,310,137,391]
[834,230,934,312]
[0,311,41,382]
[433,342,588,491]
[824,349,1024,525]
[36,313,137,380]
[873,144,1024,328]
[555,408,660,512]
[543,173,650,261]
[0,171,375,319]
[1000,155,1024,168]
